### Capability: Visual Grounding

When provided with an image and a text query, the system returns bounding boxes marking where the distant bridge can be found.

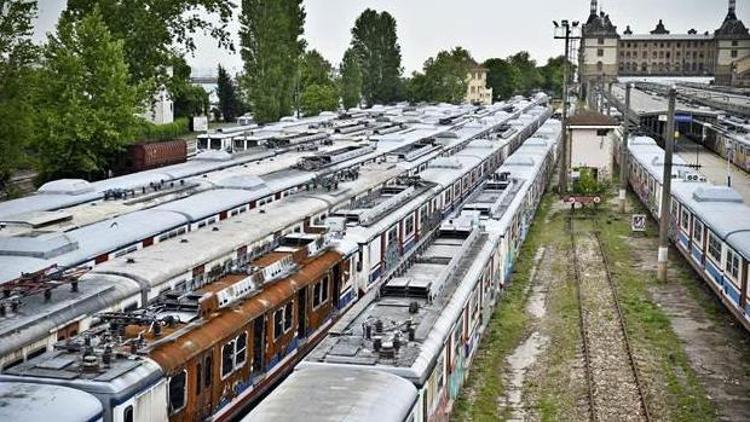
[190,76,218,84]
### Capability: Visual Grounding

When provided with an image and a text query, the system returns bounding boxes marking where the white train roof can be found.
[247,366,418,422]
[0,382,103,422]
[628,136,750,259]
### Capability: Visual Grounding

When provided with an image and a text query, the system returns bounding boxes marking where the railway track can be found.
[568,211,651,422]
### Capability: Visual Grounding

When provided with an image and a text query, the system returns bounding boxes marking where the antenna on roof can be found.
[590,0,598,17]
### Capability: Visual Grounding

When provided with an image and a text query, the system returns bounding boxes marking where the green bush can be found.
[134,117,190,143]
[572,167,607,195]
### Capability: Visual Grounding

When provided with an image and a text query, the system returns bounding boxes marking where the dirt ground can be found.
[628,235,750,422]
[455,190,750,422]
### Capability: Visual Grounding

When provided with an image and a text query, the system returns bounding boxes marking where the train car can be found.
[126,139,188,172]
[0,232,356,422]
[615,132,750,331]
[0,98,551,376]
[0,382,105,422]
[249,363,419,421]
[247,120,561,422]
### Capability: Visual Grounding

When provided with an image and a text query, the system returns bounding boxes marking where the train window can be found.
[123,405,133,422]
[168,370,187,414]
[222,339,236,378]
[405,215,415,236]
[204,356,212,387]
[680,208,690,230]
[196,363,202,395]
[274,309,284,339]
[693,220,704,244]
[726,250,740,280]
[284,302,293,331]
[236,332,248,366]
[387,226,398,246]
[313,276,330,308]
[708,232,722,262]
[436,354,445,394]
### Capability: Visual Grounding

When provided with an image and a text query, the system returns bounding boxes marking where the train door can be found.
[194,352,214,420]
[297,288,307,338]
[252,317,265,373]
[332,265,341,309]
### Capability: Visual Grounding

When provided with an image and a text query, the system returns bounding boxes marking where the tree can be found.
[169,55,207,119]
[508,51,543,95]
[403,72,429,103]
[173,84,208,119]
[484,58,520,101]
[240,0,306,123]
[300,49,333,89]
[339,48,362,109]
[350,9,402,106]
[217,64,241,121]
[297,49,337,115]
[404,47,472,104]
[34,9,147,181]
[424,47,473,103]
[0,0,37,193]
[539,55,574,98]
[64,0,234,86]
[300,84,338,116]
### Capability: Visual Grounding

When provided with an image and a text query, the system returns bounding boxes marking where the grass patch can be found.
[594,194,716,421]
[452,177,718,421]
[452,194,562,421]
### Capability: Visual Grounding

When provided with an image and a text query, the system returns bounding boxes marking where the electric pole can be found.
[619,83,632,213]
[657,86,676,282]
[553,20,581,195]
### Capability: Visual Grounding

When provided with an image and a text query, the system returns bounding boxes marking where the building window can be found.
[274,302,294,339]
[312,276,330,308]
[726,249,740,280]
[598,37,604,45]
[731,50,738,58]
[708,232,722,262]
[596,61,603,72]
[732,40,739,46]
[168,370,187,414]
[597,48,604,57]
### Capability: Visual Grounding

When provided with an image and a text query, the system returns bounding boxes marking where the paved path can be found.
[675,137,750,202]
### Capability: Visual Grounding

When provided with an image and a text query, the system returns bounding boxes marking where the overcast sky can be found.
[34,0,746,76]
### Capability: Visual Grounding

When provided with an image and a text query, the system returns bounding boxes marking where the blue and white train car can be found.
[622,134,750,331]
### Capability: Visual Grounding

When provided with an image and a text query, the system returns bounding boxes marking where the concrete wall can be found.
[571,127,614,180]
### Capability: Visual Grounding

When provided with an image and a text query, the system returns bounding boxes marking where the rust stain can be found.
[149,250,341,373]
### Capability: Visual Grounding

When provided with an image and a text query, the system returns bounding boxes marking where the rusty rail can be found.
[568,213,596,422]
[591,218,652,422]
